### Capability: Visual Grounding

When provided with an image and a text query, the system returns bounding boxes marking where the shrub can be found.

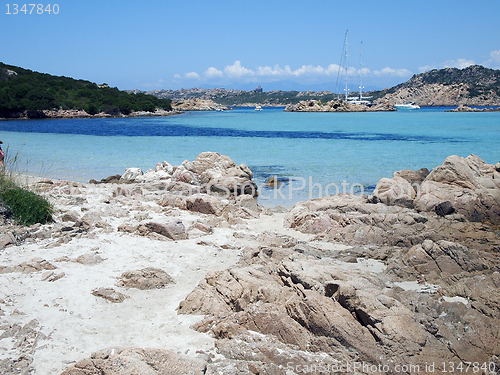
[0,176,53,226]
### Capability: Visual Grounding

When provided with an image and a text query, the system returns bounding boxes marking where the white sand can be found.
[0,223,247,374]
[0,179,294,374]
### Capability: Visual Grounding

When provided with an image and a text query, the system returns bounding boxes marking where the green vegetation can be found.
[0,147,53,226]
[212,90,336,106]
[0,62,172,117]
[0,175,53,225]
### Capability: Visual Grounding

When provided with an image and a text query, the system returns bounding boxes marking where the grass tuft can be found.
[0,146,53,226]
[0,181,53,225]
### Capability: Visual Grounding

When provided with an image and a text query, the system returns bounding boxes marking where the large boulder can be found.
[415,155,500,223]
[117,152,257,197]
[371,176,416,207]
[372,155,500,224]
[186,152,256,196]
[120,168,143,183]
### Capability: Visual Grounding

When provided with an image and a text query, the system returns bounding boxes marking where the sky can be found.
[1,0,500,92]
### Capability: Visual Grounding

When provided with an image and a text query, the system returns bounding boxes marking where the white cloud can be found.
[173,74,181,80]
[256,64,287,77]
[418,65,436,72]
[205,61,352,81]
[419,58,477,73]
[223,61,254,78]
[443,59,476,69]
[185,72,200,79]
[491,49,500,62]
[205,67,223,78]
[174,61,417,88]
[373,67,412,77]
[482,49,500,69]
[359,67,371,77]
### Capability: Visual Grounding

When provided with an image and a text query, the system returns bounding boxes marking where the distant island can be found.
[2,62,499,119]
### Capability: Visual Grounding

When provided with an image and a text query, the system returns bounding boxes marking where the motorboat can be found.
[394,102,420,110]
[254,105,263,111]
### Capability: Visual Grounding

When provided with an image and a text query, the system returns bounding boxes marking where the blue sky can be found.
[1,0,500,92]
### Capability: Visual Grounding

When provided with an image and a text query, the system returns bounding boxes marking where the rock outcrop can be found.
[94,151,258,198]
[375,65,500,107]
[446,104,500,112]
[284,99,395,112]
[174,153,500,374]
[372,154,500,225]
[171,99,227,111]
[179,210,500,373]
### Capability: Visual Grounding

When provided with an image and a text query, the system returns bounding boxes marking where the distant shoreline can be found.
[0,109,183,121]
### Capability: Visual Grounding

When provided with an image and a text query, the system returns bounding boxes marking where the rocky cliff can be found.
[374,65,500,106]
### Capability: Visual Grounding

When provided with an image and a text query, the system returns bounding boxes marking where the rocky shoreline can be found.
[0,99,229,120]
[0,108,181,120]
[171,99,228,112]
[284,99,395,112]
[446,104,500,112]
[1,152,499,374]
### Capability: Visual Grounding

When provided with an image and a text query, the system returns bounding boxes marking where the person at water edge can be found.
[0,141,5,173]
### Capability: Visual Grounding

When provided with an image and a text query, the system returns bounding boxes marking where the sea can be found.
[1,107,499,206]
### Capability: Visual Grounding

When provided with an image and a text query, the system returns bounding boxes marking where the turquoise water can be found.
[1,107,499,205]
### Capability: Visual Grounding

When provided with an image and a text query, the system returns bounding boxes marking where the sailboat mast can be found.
[344,30,349,101]
[359,41,363,101]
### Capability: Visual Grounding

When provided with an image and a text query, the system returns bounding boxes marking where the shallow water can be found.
[1,107,499,206]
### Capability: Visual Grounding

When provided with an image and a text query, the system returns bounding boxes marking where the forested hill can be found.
[0,62,171,118]
[371,65,500,106]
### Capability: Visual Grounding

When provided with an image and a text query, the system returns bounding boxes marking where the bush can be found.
[0,177,53,226]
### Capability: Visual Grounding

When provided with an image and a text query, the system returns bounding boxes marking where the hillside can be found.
[371,65,500,106]
[132,87,336,107]
[0,63,172,118]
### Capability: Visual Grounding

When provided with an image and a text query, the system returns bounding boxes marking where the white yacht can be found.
[254,105,263,111]
[394,102,421,110]
[339,33,372,106]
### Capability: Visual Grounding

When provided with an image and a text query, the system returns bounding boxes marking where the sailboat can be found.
[336,30,372,106]
[347,41,372,106]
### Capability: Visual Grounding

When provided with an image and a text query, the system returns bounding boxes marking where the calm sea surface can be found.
[1,107,499,206]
